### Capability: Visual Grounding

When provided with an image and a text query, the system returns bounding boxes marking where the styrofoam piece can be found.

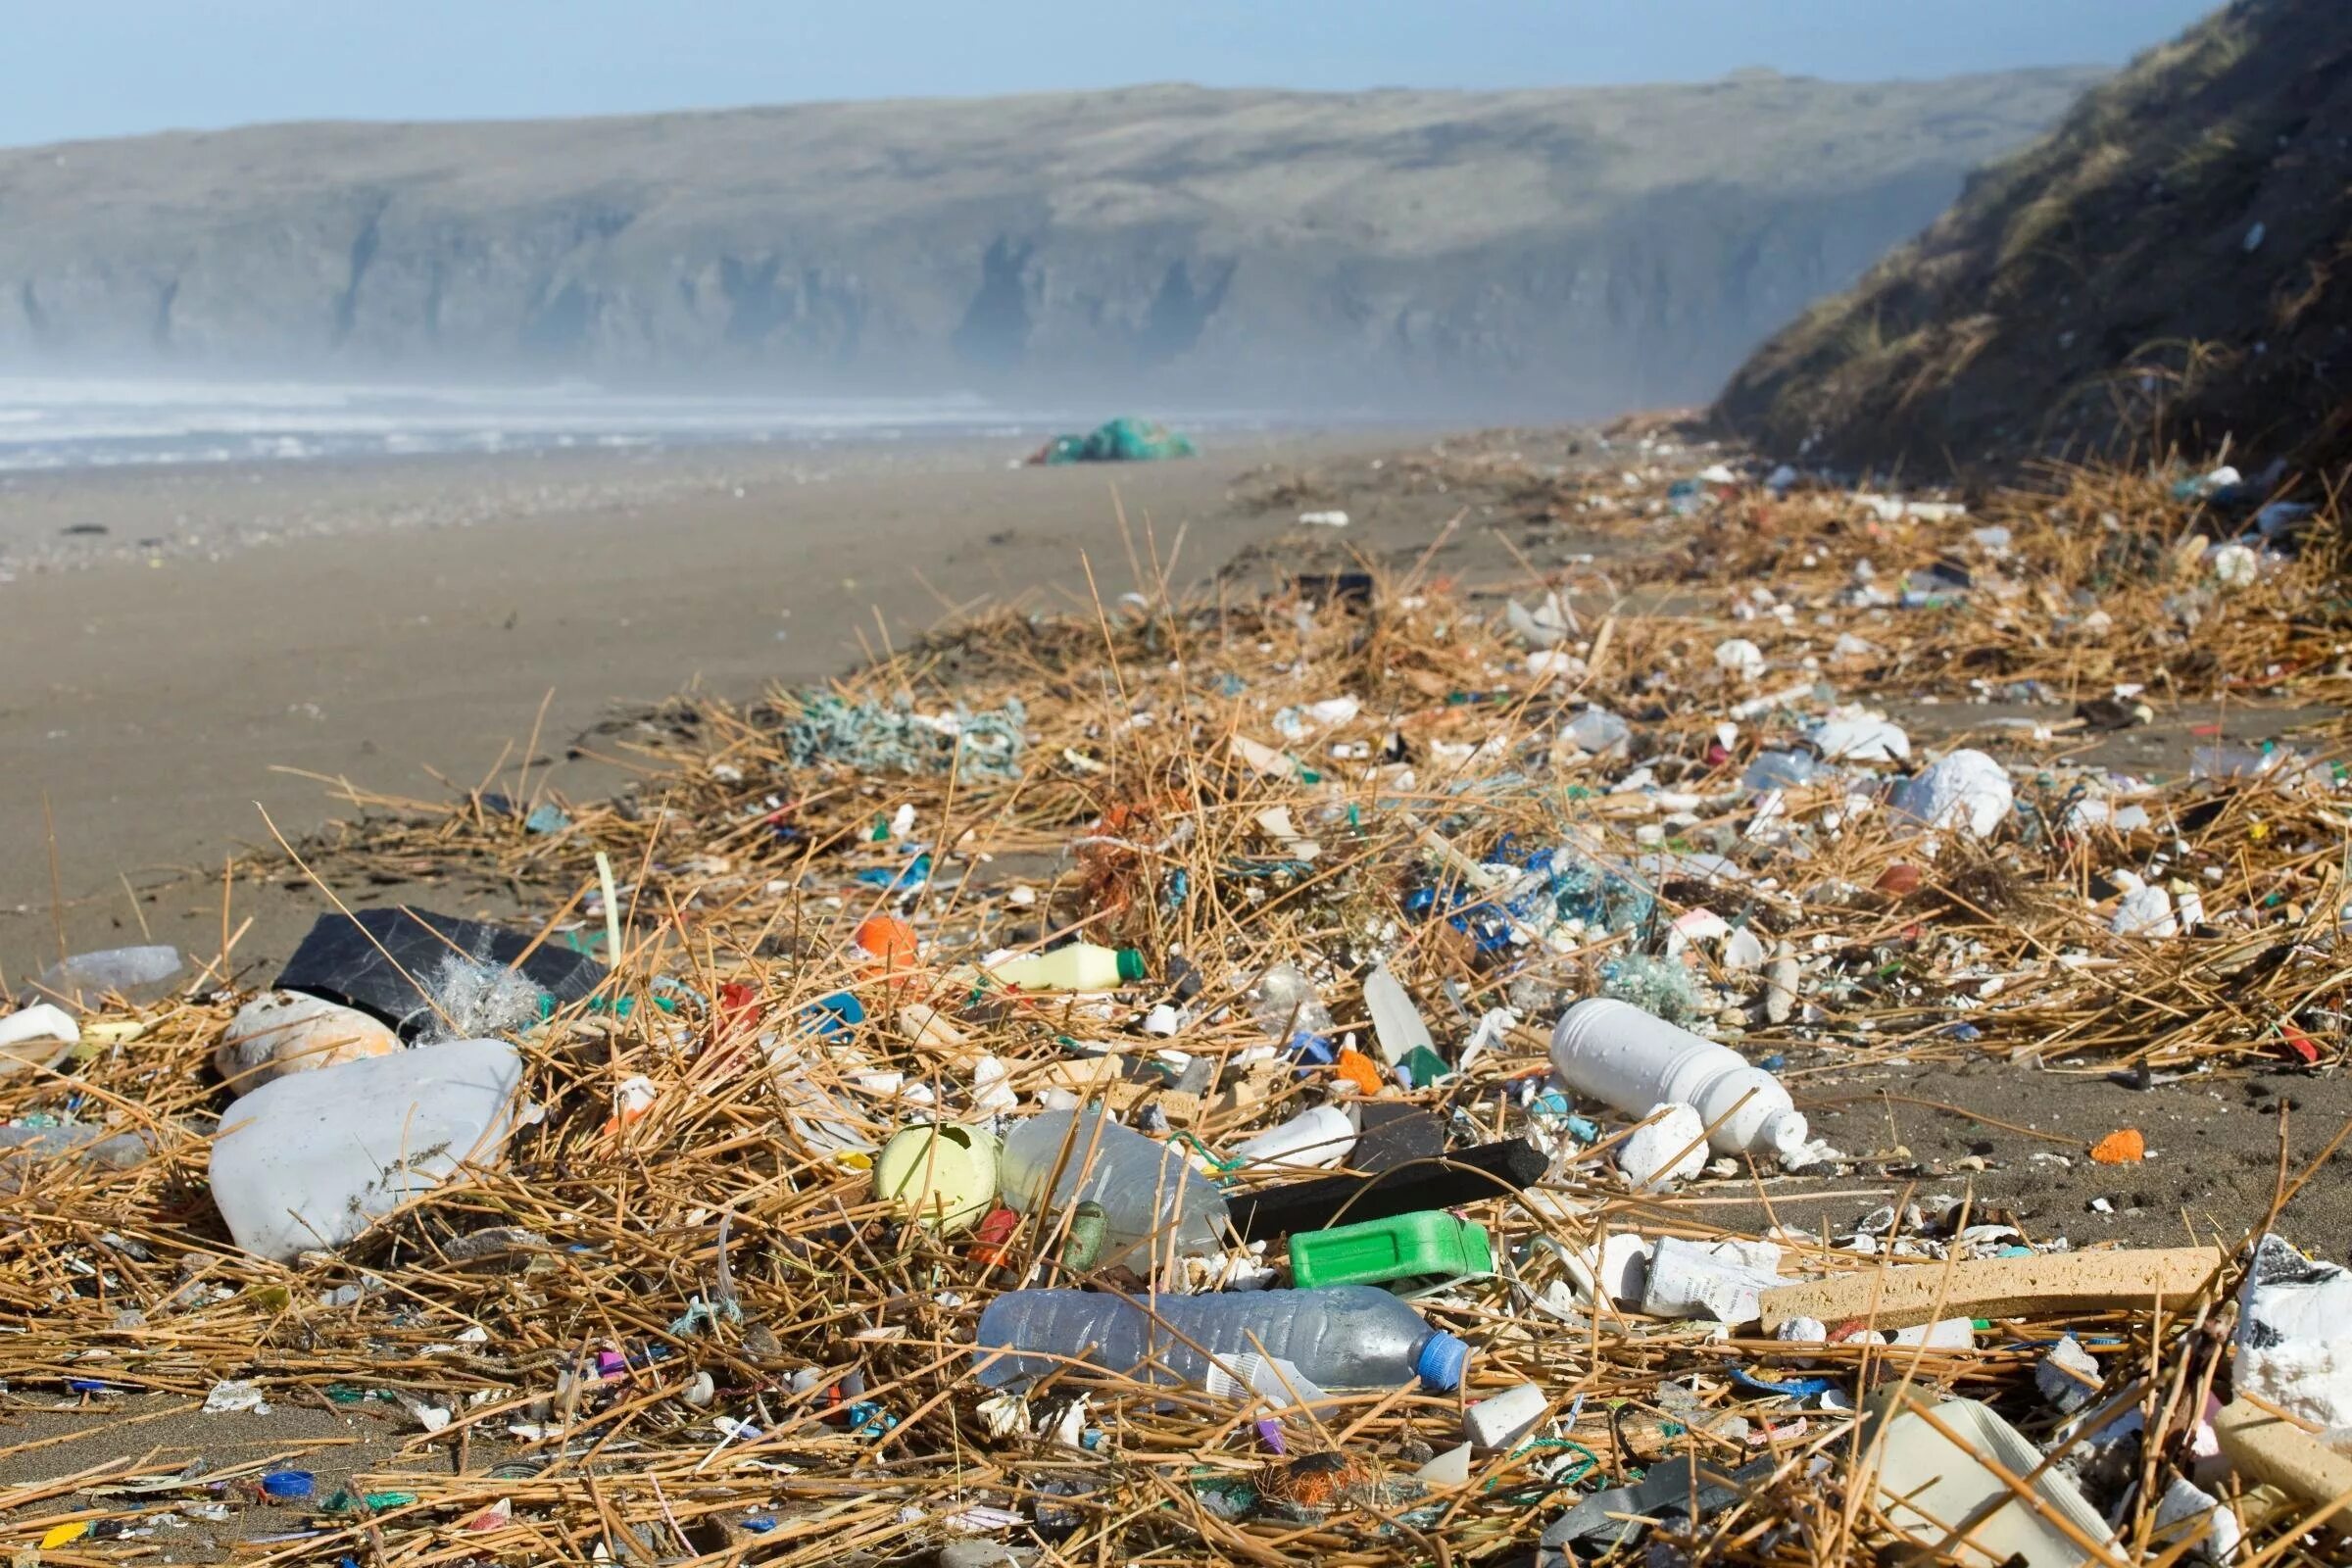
[209,1038,525,1262]
[2035,1334,2100,1412]
[1464,1383,1548,1450]
[1890,749,2013,839]
[1713,638,1765,680]
[0,1003,77,1073]
[1618,1102,1709,1190]
[2234,1233,2352,1432]
[2153,1476,2238,1563]
[1815,714,1910,761]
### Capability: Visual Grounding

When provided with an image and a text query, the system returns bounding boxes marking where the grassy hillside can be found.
[0,74,2096,413]
[1714,0,2351,480]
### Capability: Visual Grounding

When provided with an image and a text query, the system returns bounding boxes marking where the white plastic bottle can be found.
[974,1284,1467,1392]
[987,944,1147,993]
[1228,1104,1356,1172]
[1549,998,1806,1160]
[998,1106,1230,1257]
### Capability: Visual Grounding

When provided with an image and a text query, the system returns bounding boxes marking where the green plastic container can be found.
[1290,1210,1493,1293]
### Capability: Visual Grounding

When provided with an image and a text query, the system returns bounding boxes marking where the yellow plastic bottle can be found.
[987,943,1147,993]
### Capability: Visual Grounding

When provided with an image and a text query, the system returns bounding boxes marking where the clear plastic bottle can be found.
[987,944,1147,993]
[998,1106,1229,1257]
[1250,961,1335,1059]
[39,945,181,1002]
[974,1284,1467,1392]
[1549,998,1806,1160]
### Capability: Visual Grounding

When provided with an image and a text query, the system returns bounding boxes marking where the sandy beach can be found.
[0,427,1462,983]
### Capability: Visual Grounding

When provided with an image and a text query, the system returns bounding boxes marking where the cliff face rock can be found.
[1715,0,2352,475]
[0,75,2097,414]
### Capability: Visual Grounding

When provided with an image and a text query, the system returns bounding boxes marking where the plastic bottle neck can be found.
[1414,1330,1468,1391]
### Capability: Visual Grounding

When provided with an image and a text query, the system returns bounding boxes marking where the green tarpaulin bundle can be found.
[1030,416,1198,465]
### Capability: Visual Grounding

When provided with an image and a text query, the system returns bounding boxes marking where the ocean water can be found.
[0,377,1072,472]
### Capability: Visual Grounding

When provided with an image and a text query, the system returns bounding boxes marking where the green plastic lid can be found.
[1115,949,1148,983]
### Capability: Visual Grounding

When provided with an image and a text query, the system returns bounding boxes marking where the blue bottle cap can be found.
[1288,1031,1337,1066]
[1415,1331,1469,1392]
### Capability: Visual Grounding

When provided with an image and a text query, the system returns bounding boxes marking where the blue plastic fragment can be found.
[1286,1031,1337,1067]
[854,853,932,891]
[1759,1054,1787,1072]
[263,1470,316,1500]
[846,1399,898,1438]
[802,991,866,1038]
[1732,1367,1838,1397]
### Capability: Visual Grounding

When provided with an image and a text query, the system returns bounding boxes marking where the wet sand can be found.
[0,430,1454,984]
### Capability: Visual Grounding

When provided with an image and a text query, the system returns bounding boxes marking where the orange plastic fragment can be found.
[1333,1048,1384,1097]
[2088,1128,2146,1164]
[855,913,921,991]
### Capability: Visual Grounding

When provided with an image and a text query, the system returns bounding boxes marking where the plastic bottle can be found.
[987,944,1146,993]
[39,945,181,1001]
[1228,1104,1356,1172]
[1250,962,1335,1061]
[998,1106,1229,1257]
[1549,998,1806,1160]
[974,1284,1467,1392]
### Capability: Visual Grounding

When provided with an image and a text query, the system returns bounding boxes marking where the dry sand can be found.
[0,429,1450,985]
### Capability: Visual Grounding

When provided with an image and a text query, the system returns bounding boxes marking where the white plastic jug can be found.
[1549,998,1805,1160]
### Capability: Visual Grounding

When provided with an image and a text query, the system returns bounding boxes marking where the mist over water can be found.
[0,377,1162,472]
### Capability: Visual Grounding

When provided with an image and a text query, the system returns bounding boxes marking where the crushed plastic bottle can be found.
[997,1106,1229,1258]
[974,1284,1466,1392]
[1250,962,1335,1062]
[1741,750,1823,792]
[1563,708,1631,755]
[39,945,181,1003]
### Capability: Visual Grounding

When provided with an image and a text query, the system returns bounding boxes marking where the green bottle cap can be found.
[1115,949,1148,983]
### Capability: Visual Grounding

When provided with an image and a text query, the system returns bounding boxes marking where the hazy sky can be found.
[6,0,2215,148]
